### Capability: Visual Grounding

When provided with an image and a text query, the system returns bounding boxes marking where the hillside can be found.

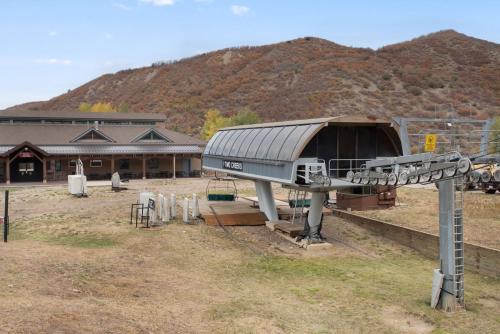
[6,30,500,136]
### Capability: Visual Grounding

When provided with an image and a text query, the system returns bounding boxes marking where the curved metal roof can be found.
[204,118,332,162]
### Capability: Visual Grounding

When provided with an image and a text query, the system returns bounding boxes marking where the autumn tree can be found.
[79,102,92,112]
[201,109,232,140]
[118,102,130,113]
[90,102,116,112]
[231,107,261,126]
[201,107,262,140]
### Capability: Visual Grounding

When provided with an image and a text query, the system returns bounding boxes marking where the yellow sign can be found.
[424,134,437,152]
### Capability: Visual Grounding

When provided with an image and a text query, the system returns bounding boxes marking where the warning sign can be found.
[424,134,437,152]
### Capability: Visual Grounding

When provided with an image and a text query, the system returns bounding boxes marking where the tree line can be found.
[79,102,130,113]
[201,107,261,140]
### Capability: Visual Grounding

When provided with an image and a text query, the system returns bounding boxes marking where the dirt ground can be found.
[0,178,499,333]
[358,186,500,250]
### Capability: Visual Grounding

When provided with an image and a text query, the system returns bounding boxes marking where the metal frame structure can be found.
[393,117,493,156]
[203,116,403,243]
[202,116,487,311]
[345,151,471,311]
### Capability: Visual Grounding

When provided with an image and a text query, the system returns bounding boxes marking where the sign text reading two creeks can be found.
[223,160,243,171]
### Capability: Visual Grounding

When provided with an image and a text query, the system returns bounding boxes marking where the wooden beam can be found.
[111,156,115,174]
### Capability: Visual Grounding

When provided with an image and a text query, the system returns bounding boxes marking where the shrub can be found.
[382,73,392,81]
[406,85,422,96]
[427,77,445,89]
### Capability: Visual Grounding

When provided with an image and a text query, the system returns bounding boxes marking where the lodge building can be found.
[0,110,205,184]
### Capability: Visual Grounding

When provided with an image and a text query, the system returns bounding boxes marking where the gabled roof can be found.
[0,141,49,157]
[131,128,172,143]
[0,109,166,121]
[0,124,206,146]
[70,128,115,143]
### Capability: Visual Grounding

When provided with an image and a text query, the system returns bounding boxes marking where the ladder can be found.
[453,176,465,306]
[290,189,307,225]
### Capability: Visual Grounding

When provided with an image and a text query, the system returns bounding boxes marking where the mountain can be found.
[6,30,500,136]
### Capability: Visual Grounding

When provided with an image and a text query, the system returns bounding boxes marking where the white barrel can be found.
[162,194,170,222]
[156,194,164,223]
[192,193,199,218]
[139,191,154,217]
[183,197,190,223]
[139,192,154,207]
[170,193,176,218]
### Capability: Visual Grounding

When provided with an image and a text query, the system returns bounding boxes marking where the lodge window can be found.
[19,162,35,175]
[69,160,77,168]
[148,158,160,169]
[119,159,130,170]
[55,160,62,172]
[90,160,103,168]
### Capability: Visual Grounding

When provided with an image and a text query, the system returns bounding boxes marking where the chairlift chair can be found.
[206,175,238,201]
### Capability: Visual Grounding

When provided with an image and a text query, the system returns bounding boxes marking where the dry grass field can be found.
[359,186,500,250]
[0,179,499,333]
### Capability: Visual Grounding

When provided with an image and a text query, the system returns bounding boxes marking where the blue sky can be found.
[1,0,499,109]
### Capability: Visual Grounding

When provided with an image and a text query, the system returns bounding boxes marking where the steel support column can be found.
[437,178,462,311]
[307,192,325,240]
[393,117,411,155]
[254,180,278,221]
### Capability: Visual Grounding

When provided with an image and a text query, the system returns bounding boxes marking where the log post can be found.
[6,157,10,184]
[42,157,47,183]
[142,155,146,180]
[173,154,176,180]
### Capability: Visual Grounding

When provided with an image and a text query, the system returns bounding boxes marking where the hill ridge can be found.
[5,30,499,136]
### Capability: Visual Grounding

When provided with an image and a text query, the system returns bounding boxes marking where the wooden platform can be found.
[200,200,267,226]
[242,196,289,208]
[267,220,305,238]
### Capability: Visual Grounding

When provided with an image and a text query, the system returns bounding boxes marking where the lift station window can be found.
[90,160,103,168]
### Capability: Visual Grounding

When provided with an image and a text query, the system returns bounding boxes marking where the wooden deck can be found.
[199,199,267,226]
[199,196,332,227]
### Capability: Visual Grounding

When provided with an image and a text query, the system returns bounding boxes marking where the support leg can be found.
[254,180,278,221]
[306,192,325,241]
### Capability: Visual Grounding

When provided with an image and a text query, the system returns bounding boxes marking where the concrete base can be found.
[266,220,332,250]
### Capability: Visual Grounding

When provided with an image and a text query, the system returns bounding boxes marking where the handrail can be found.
[328,158,371,177]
